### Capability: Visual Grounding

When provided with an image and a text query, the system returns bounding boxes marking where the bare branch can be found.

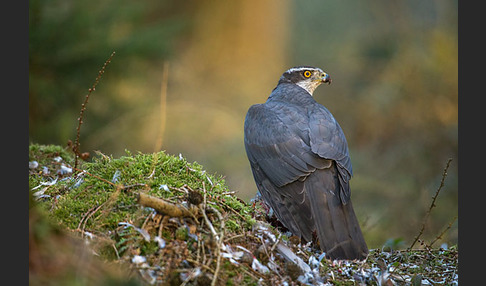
[409,158,453,249]
[73,51,116,169]
[429,216,457,247]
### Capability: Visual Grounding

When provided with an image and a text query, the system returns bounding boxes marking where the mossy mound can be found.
[29,144,458,285]
[29,144,260,285]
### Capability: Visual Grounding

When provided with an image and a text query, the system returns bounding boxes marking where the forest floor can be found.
[29,144,458,285]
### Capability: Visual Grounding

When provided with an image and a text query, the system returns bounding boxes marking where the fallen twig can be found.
[210,205,225,286]
[201,184,219,241]
[77,202,106,233]
[137,193,195,217]
[200,182,225,286]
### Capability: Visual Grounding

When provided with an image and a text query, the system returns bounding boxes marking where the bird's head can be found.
[278,66,331,95]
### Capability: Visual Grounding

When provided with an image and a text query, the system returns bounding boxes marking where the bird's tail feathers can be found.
[307,167,368,260]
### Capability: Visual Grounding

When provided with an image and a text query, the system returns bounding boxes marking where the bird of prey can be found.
[244,66,368,260]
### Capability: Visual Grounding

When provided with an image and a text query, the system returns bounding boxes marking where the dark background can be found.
[29,0,458,249]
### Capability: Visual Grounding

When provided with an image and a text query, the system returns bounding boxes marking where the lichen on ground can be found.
[29,144,458,285]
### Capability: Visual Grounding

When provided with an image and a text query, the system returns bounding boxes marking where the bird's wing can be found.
[308,106,353,203]
[244,102,331,188]
[244,103,331,242]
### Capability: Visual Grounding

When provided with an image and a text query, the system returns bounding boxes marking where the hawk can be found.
[244,66,368,260]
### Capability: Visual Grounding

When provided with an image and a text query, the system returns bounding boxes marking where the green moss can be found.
[29,144,247,233]
[225,220,239,233]
[29,144,256,250]
[29,143,74,164]
[175,226,189,241]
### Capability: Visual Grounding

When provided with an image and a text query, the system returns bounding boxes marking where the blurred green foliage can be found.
[29,0,196,145]
[29,0,457,248]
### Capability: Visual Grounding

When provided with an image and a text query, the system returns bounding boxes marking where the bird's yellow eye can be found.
[303,70,312,78]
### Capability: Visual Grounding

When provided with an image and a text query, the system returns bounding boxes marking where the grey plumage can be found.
[244,66,368,260]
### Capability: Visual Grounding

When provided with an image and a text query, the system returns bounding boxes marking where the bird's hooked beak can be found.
[321,72,332,85]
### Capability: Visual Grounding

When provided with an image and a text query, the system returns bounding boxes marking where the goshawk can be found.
[244,66,368,260]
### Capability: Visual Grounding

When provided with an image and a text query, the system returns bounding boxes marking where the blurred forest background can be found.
[29,0,458,249]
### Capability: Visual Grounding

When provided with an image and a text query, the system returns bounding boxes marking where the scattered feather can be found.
[154,236,166,249]
[221,244,245,265]
[252,257,270,274]
[57,165,72,175]
[131,255,146,264]
[33,188,50,199]
[180,267,201,283]
[308,255,320,269]
[72,176,84,188]
[29,161,39,169]
[159,184,169,191]
[83,231,95,239]
[32,177,58,190]
[118,222,151,242]
[318,252,327,263]
[111,170,121,183]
